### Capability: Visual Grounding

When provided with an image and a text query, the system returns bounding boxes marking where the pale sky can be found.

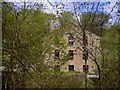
[5,0,120,2]
[5,0,119,24]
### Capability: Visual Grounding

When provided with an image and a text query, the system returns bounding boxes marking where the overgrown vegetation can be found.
[2,1,120,89]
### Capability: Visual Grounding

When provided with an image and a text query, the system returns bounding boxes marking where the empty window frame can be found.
[68,65,74,71]
[68,50,74,60]
[69,41,74,45]
[55,49,60,59]
[68,35,74,45]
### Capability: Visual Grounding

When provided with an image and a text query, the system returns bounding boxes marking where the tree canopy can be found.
[81,12,110,36]
[2,1,120,89]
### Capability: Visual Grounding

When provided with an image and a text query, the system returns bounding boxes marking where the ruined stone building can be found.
[60,32,100,74]
[48,19,101,75]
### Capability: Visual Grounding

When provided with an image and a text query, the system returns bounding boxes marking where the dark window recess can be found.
[83,65,89,73]
[92,39,94,46]
[68,50,74,59]
[68,35,74,45]
[55,50,59,59]
[69,35,74,40]
[68,65,74,71]
[68,41,74,45]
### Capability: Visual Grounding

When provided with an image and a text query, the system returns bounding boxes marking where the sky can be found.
[5,0,119,24]
[5,0,120,2]
[43,1,119,25]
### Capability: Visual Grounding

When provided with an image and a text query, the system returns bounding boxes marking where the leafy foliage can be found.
[2,2,67,88]
[81,12,110,36]
[100,25,120,88]
[2,1,119,89]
